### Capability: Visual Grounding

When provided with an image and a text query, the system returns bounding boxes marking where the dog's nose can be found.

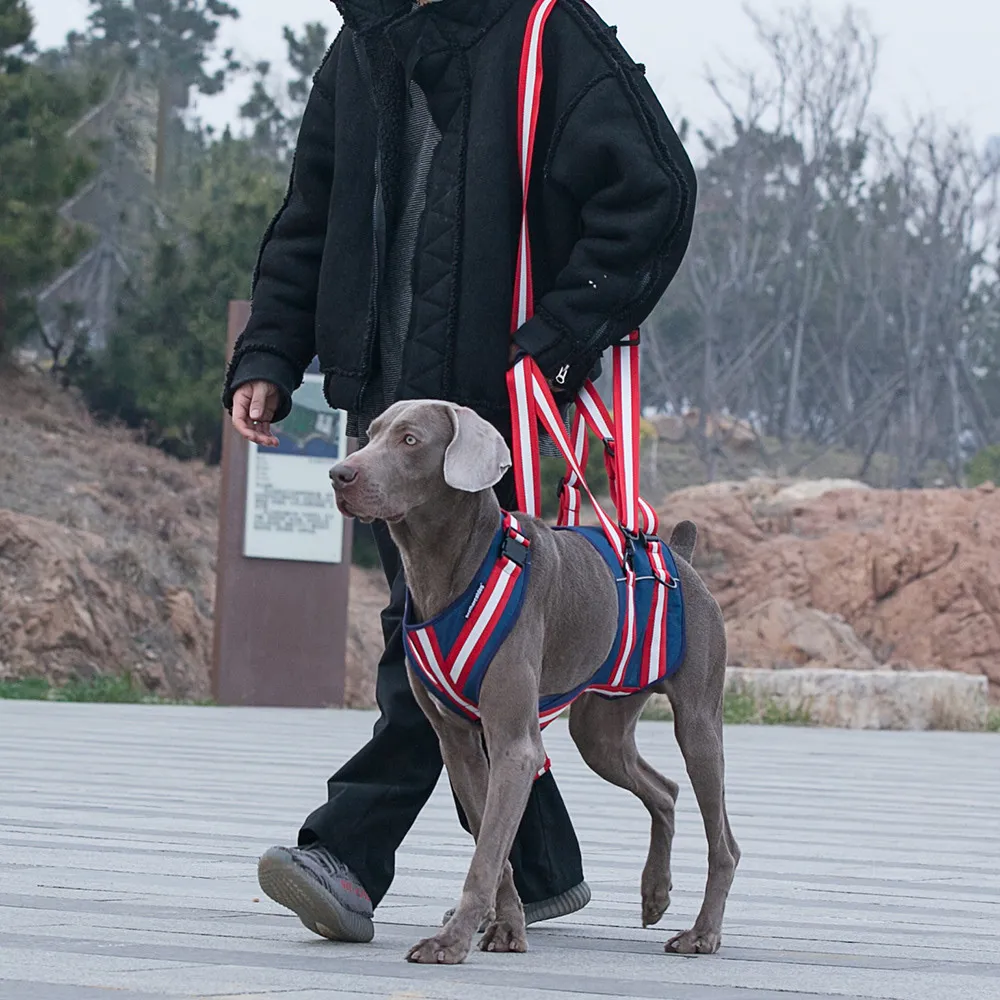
[330,464,358,488]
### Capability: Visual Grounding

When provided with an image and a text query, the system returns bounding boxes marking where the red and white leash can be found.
[507,0,656,548]
[506,0,559,521]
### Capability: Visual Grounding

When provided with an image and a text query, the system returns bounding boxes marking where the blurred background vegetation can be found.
[2,0,999,491]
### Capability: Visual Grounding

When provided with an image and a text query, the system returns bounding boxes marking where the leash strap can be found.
[508,0,618,539]
[557,407,588,527]
[518,360,627,560]
[507,0,658,548]
[507,0,558,517]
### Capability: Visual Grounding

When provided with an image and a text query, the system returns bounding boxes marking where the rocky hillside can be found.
[0,369,387,704]
[661,478,1000,699]
[2,368,997,706]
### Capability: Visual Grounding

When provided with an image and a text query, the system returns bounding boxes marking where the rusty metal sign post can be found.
[212,300,352,707]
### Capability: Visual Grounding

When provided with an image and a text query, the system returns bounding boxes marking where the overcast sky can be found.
[29,0,1000,149]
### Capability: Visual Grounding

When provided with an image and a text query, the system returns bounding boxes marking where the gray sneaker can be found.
[257,844,374,943]
[442,880,591,930]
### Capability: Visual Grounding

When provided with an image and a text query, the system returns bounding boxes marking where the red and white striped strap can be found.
[507,362,542,516]
[612,340,641,535]
[448,513,530,690]
[508,0,557,517]
[608,563,639,688]
[512,0,558,332]
[639,539,671,687]
[406,629,481,722]
[512,358,626,562]
[574,360,660,538]
[406,514,530,721]
[508,0,656,553]
[557,407,588,527]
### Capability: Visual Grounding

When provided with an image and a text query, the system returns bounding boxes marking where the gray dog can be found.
[330,399,739,964]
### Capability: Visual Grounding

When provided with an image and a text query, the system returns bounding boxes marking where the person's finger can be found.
[233,410,264,444]
[232,384,253,423]
[231,387,259,441]
[230,382,281,445]
[257,389,279,423]
[233,413,278,447]
[256,421,279,447]
[249,382,270,421]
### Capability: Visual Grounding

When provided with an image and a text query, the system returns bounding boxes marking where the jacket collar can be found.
[335,0,517,49]
[333,0,409,34]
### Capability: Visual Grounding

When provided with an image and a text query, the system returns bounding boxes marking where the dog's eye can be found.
[403,434,418,446]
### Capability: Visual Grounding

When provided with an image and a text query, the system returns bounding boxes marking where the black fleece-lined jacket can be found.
[223,0,697,431]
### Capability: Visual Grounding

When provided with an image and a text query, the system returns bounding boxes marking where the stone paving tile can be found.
[1,701,998,1000]
[0,985,181,1000]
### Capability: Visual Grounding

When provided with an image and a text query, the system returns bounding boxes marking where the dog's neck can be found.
[390,488,501,622]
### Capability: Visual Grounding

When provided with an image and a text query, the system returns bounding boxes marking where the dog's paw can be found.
[665,927,721,955]
[406,933,472,965]
[641,871,672,927]
[479,919,528,954]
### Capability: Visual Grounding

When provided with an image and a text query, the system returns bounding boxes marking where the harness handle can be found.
[507,0,659,548]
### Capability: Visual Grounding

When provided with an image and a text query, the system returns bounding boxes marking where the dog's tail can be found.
[668,520,698,563]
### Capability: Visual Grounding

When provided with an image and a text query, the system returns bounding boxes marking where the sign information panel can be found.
[243,374,348,564]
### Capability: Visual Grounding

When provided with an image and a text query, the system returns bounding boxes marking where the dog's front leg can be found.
[405,728,543,964]
[436,728,527,955]
[407,735,543,965]
[407,650,546,965]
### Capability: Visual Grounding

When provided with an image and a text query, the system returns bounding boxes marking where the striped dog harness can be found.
[404,512,533,729]
[403,517,686,776]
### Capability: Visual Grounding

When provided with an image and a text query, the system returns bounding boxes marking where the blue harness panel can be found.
[404,517,686,728]
[539,526,686,719]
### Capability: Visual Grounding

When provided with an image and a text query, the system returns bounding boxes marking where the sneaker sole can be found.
[525,880,592,926]
[257,847,374,943]
[442,880,592,930]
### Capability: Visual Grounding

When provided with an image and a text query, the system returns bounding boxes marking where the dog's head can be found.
[330,400,512,524]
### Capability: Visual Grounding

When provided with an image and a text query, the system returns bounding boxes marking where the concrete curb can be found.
[648,667,990,730]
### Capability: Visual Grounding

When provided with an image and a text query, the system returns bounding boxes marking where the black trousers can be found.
[298,477,584,909]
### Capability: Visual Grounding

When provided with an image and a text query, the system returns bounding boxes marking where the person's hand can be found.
[508,342,568,396]
[231,380,281,447]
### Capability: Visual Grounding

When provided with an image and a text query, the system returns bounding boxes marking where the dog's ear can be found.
[442,405,512,493]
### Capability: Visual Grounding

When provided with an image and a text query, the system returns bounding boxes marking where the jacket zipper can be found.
[364,156,386,380]
[354,37,386,414]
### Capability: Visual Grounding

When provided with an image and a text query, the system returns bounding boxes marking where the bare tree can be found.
[644,3,1000,486]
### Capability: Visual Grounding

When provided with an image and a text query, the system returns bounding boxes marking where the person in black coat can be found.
[226,0,696,943]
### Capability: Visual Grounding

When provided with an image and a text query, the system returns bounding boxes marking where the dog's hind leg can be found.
[568,691,679,928]
[658,619,739,955]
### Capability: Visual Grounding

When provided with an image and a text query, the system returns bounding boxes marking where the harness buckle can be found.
[501,530,530,568]
[622,526,648,550]
[621,530,641,573]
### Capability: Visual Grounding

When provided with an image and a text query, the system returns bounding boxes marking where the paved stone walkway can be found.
[1,701,997,1000]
